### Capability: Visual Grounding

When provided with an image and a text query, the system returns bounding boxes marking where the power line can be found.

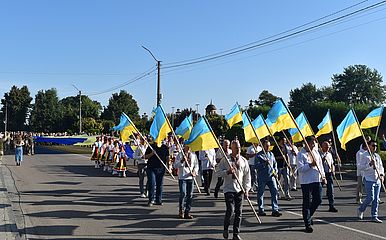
[163,0,386,69]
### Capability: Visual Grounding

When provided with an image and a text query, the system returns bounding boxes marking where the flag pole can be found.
[303,112,342,191]
[351,109,386,192]
[328,110,343,181]
[159,108,202,193]
[123,113,176,180]
[245,113,285,196]
[203,116,261,224]
[279,99,325,179]
[374,106,384,141]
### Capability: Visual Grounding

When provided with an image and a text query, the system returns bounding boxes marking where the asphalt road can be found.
[1,147,386,240]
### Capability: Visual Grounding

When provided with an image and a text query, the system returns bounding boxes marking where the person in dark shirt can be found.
[144,141,169,206]
[272,137,293,200]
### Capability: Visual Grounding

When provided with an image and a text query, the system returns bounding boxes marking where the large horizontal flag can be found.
[267,100,296,134]
[150,105,173,147]
[288,112,313,143]
[242,112,258,143]
[225,103,243,128]
[252,114,270,140]
[185,117,218,152]
[336,109,361,150]
[360,106,384,129]
[315,110,333,137]
[175,113,193,140]
[112,113,136,143]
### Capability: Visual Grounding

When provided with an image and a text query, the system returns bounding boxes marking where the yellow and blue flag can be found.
[252,114,270,140]
[175,113,193,140]
[150,106,173,147]
[360,106,384,129]
[185,117,218,152]
[242,112,258,143]
[225,103,242,128]
[112,113,136,143]
[336,109,362,150]
[267,100,296,134]
[315,110,333,137]
[288,112,313,143]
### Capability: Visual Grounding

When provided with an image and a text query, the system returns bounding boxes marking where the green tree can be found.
[101,90,140,124]
[0,85,32,131]
[257,90,279,106]
[30,88,62,132]
[82,117,103,134]
[331,65,386,104]
[289,82,323,111]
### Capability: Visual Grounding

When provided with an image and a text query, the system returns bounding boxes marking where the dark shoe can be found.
[305,226,313,233]
[258,211,267,216]
[271,211,282,217]
[232,234,243,240]
[179,209,184,219]
[223,229,229,239]
[147,201,154,207]
[214,190,219,199]
[206,191,210,196]
[184,213,193,219]
[328,207,338,213]
[154,202,163,206]
[291,188,298,191]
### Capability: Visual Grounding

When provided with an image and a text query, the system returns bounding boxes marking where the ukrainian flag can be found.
[185,117,218,152]
[336,109,362,150]
[288,112,313,143]
[267,100,296,134]
[360,106,384,129]
[225,103,242,128]
[315,110,333,137]
[242,112,258,143]
[175,113,193,140]
[252,114,270,140]
[112,113,136,143]
[150,106,173,147]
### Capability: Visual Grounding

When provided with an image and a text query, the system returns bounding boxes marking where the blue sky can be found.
[1,0,386,116]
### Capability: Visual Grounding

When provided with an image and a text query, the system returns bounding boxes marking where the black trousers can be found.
[224,191,244,234]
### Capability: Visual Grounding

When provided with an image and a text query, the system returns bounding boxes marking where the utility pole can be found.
[72,85,82,134]
[171,107,175,128]
[4,100,7,133]
[142,46,162,106]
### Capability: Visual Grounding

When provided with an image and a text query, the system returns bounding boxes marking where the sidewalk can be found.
[0,156,22,239]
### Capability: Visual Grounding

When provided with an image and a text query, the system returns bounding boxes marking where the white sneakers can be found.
[372,217,383,223]
[357,209,364,220]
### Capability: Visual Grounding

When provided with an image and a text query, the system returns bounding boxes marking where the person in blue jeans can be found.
[144,141,169,206]
[14,136,25,166]
[255,139,282,217]
[357,140,384,223]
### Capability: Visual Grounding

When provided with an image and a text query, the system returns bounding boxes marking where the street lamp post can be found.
[72,84,82,134]
[195,103,200,121]
[4,100,7,133]
[171,107,175,128]
[142,46,162,106]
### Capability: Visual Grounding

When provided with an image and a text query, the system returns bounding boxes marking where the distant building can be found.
[205,100,217,115]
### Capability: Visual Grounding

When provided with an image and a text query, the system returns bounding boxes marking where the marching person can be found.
[134,136,148,198]
[255,139,282,217]
[91,137,101,168]
[144,139,169,206]
[246,142,261,192]
[356,140,367,204]
[286,140,298,191]
[14,135,24,166]
[273,137,293,200]
[199,148,216,196]
[319,141,338,212]
[297,136,326,233]
[216,140,251,240]
[174,145,199,219]
[357,140,385,223]
[214,139,232,198]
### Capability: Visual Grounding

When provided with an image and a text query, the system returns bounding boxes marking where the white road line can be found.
[71,153,386,239]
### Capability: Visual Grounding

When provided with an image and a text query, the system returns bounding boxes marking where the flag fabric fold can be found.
[360,106,384,129]
[150,106,173,147]
[252,114,270,140]
[242,112,258,143]
[184,117,218,152]
[315,110,333,137]
[112,113,136,143]
[267,100,296,134]
[288,112,313,143]
[224,103,243,128]
[175,113,193,140]
[336,109,362,150]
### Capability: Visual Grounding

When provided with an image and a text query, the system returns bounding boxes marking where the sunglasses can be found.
[371,144,378,147]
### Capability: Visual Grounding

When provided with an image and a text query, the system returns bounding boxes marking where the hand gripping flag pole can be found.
[203,116,261,224]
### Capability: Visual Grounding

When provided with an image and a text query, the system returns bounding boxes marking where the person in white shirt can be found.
[246,142,261,192]
[356,142,367,204]
[286,141,298,191]
[199,149,216,196]
[214,139,232,198]
[357,140,385,223]
[216,140,251,240]
[319,141,338,212]
[174,145,199,219]
[134,136,148,198]
[297,136,326,233]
